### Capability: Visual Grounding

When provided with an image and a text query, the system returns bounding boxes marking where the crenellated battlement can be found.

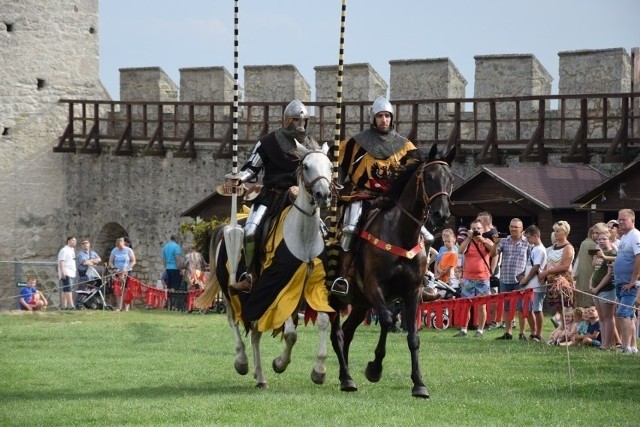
[116,48,631,105]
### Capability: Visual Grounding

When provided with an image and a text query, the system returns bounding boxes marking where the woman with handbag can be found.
[539,221,575,327]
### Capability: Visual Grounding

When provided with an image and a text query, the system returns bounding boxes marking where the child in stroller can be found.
[76,265,112,310]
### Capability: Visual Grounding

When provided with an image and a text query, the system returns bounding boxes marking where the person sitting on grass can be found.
[571,307,589,345]
[547,308,577,346]
[574,306,601,347]
[18,276,47,312]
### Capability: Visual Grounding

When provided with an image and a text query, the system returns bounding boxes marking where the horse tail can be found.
[195,271,220,310]
[195,224,226,310]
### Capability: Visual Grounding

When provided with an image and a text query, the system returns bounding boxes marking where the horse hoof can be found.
[256,382,268,389]
[310,370,326,385]
[234,360,249,376]
[364,362,382,383]
[340,379,358,392]
[411,385,430,399]
[272,358,287,374]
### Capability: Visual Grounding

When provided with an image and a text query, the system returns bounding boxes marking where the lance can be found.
[326,0,348,284]
[224,0,243,286]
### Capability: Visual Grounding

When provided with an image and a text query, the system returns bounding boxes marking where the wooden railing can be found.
[54,92,640,164]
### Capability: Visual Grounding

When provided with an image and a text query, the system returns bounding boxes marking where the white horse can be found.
[197,142,333,388]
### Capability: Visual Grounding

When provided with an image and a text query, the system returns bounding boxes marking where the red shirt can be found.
[462,241,491,280]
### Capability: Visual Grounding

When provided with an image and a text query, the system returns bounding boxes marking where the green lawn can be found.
[0,310,637,426]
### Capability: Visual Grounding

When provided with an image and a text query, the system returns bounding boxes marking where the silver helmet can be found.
[370,96,394,128]
[283,100,309,138]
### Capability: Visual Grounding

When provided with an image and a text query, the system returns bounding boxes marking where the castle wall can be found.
[390,58,467,141]
[314,63,388,140]
[558,48,632,139]
[0,0,110,307]
[179,67,235,139]
[120,67,179,102]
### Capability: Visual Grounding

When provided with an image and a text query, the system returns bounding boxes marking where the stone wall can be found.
[0,0,110,308]
[559,48,632,139]
[119,67,179,102]
[390,58,467,140]
[315,63,388,140]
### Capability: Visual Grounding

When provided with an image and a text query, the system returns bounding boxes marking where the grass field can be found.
[0,309,637,426]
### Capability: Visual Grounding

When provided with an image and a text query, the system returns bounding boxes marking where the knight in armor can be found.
[225,100,312,292]
[331,96,434,295]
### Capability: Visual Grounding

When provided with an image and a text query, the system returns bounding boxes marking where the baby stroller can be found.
[76,265,113,310]
[421,271,461,330]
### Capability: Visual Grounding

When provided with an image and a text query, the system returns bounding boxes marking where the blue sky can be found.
[99,0,639,100]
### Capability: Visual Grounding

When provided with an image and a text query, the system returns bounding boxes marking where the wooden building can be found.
[572,158,640,221]
[450,165,607,245]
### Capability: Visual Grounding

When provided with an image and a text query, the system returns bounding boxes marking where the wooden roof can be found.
[571,157,640,212]
[451,165,607,217]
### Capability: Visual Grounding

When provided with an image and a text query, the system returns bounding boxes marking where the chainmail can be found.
[352,127,409,159]
[275,128,299,155]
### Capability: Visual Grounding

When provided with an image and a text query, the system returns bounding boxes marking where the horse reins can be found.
[396,160,451,227]
[291,150,333,217]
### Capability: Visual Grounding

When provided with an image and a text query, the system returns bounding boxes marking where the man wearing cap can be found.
[77,239,102,286]
[608,220,621,248]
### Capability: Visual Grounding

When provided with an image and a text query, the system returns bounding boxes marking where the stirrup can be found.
[230,272,253,293]
[330,277,349,296]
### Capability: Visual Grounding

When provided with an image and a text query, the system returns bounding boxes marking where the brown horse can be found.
[330,143,455,398]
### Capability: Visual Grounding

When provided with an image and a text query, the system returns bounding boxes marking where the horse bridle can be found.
[291,150,332,217]
[396,159,451,228]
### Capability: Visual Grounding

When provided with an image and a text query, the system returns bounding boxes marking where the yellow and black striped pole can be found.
[326,0,347,285]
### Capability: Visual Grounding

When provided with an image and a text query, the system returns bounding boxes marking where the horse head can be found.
[295,139,332,210]
[421,143,456,229]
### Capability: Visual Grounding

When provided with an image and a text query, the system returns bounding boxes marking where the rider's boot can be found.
[229,205,264,293]
[229,238,255,293]
[229,271,253,293]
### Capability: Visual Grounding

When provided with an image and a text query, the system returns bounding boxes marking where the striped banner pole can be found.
[326,0,348,284]
[224,0,243,286]
[231,0,240,208]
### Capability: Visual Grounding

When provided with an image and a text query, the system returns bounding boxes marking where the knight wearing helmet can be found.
[226,100,312,292]
[331,96,433,295]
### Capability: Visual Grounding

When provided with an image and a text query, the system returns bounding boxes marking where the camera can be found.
[472,230,481,237]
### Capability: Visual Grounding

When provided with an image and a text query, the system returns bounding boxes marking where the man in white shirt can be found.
[57,236,77,309]
[519,225,548,341]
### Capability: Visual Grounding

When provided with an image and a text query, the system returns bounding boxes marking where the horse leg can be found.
[272,317,297,374]
[330,308,358,392]
[365,287,394,383]
[310,312,329,385]
[404,295,429,399]
[364,325,388,383]
[250,326,267,388]
[226,304,249,376]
